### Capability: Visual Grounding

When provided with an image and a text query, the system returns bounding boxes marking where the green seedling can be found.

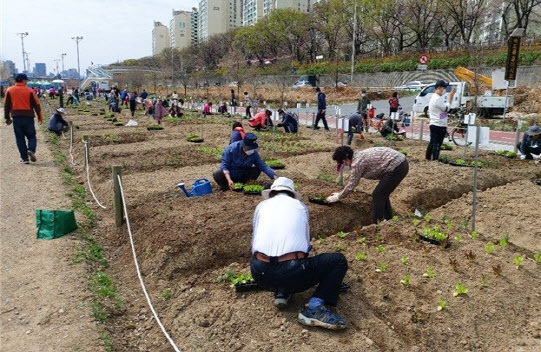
[336,243,345,251]
[375,233,382,241]
[317,236,325,245]
[376,262,388,273]
[423,267,436,278]
[441,144,453,150]
[355,252,368,261]
[113,121,124,126]
[514,255,524,269]
[400,257,409,265]
[233,183,244,190]
[405,211,413,218]
[470,160,485,167]
[376,245,385,253]
[398,149,408,155]
[453,234,462,242]
[471,231,479,239]
[420,226,449,242]
[230,273,255,287]
[485,243,495,254]
[453,283,469,297]
[162,289,172,301]
[446,221,453,231]
[337,231,347,238]
[437,298,447,311]
[505,151,517,158]
[412,219,420,227]
[317,173,335,183]
[266,159,285,168]
[496,149,507,155]
[499,236,509,249]
[533,253,541,264]
[392,215,400,222]
[243,185,264,193]
[400,274,411,287]
[358,237,366,245]
[454,159,466,165]
[423,214,431,223]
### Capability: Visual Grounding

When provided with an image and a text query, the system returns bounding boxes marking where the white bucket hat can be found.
[262,177,302,200]
[56,108,66,114]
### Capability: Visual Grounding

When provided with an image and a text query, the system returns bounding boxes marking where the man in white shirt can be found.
[425,80,456,161]
[251,177,348,330]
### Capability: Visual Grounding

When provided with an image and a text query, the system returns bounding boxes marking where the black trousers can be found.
[314,111,329,130]
[251,253,348,306]
[425,125,447,160]
[213,167,261,191]
[372,159,409,223]
[517,142,541,160]
[246,106,252,118]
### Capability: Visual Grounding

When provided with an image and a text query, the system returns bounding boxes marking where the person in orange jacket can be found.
[249,109,273,131]
[4,74,43,164]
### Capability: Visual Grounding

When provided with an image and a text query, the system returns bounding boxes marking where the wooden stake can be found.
[112,165,123,227]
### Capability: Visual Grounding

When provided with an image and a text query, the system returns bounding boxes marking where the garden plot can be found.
[52,106,541,352]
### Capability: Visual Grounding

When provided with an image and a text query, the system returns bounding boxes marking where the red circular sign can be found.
[418,54,429,65]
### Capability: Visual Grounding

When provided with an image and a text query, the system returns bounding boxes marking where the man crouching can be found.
[250,177,348,330]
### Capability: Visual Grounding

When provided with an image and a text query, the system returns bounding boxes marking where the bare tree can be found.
[441,0,488,45]
[501,0,541,37]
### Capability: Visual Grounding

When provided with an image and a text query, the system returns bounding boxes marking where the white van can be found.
[412,82,467,115]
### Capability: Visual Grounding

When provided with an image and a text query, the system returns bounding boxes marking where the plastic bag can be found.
[36,209,78,239]
[126,119,138,127]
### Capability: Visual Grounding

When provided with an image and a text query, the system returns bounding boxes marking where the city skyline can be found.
[1,0,199,75]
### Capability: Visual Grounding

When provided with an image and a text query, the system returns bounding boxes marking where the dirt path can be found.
[0,121,101,351]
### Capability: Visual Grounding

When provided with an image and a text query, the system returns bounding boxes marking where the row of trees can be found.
[113,0,540,86]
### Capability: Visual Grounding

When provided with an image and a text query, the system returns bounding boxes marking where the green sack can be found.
[36,209,78,239]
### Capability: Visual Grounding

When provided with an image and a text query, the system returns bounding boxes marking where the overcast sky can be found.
[1,0,199,75]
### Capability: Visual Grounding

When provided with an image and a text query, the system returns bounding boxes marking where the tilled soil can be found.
[58,99,541,352]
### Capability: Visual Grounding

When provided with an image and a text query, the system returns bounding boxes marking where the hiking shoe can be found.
[298,305,347,330]
[20,159,29,164]
[27,151,37,162]
[274,292,291,308]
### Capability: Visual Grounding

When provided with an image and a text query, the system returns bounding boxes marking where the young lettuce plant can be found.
[453,234,463,242]
[485,243,495,254]
[400,274,411,287]
[337,231,347,238]
[355,252,368,261]
[437,298,447,311]
[453,283,469,297]
[358,237,366,245]
[471,231,479,239]
[336,243,345,252]
[514,255,524,269]
[376,245,385,253]
[400,257,409,265]
[499,236,509,249]
[534,253,541,264]
[376,262,388,273]
[412,219,421,227]
[423,267,436,278]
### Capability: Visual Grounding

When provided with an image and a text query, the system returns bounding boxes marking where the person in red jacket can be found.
[249,109,272,131]
[4,74,43,164]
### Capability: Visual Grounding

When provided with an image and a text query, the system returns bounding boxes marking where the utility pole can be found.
[16,32,29,72]
[24,52,31,74]
[71,36,83,79]
[350,0,357,83]
[61,53,67,73]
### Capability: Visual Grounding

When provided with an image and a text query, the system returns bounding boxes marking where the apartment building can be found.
[170,10,193,50]
[198,0,241,42]
[263,0,312,16]
[243,0,263,26]
[152,21,170,55]
[191,8,199,45]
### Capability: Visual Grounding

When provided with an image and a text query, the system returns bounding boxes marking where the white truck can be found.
[412,67,513,118]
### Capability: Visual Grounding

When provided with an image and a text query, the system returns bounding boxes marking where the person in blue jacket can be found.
[213,133,277,191]
[314,87,329,130]
[47,108,69,136]
[277,109,298,133]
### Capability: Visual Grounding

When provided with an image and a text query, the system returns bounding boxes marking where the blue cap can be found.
[15,73,28,82]
[527,125,541,136]
[242,133,258,150]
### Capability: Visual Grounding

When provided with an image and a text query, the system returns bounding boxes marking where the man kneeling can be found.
[250,177,348,330]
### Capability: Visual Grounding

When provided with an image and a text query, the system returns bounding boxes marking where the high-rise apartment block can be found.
[34,63,46,76]
[152,21,171,55]
[198,0,241,42]
[243,0,264,26]
[170,9,194,50]
[190,8,199,46]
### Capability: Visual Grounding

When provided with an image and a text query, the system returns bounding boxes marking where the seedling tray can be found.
[449,162,474,168]
[308,197,331,206]
[418,234,451,248]
[243,190,262,195]
[233,282,260,293]
[187,138,204,143]
[269,164,285,170]
[532,179,541,186]
[147,126,164,131]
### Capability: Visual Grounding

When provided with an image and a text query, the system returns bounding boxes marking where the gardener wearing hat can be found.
[326,146,408,224]
[213,133,277,191]
[48,108,70,136]
[251,177,348,330]
[3,73,43,164]
[518,125,541,160]
[425,80,456,161]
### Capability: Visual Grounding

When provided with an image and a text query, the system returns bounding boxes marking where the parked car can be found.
[292,80,313,88]
[395,81,429,91]
[228,81,239,87]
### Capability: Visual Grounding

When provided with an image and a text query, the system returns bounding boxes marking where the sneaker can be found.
[298,305,347,330]
[274,292,291,308]
[20,160,29,164]
[27,151,37,162]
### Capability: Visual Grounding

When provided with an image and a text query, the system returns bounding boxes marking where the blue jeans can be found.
[12,117,37,161]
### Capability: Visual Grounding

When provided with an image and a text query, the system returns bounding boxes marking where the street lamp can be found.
[71,36,83,79]
[24,52,30,74]
[16,32,29,72]
[54,59,61,75]
[61,53,67,73]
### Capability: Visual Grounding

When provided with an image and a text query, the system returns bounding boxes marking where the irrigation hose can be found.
[116,175,182,352]
[83,140,107,209]
[69,124,76,165]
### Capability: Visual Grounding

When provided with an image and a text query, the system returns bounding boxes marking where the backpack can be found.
[389,97,399,110]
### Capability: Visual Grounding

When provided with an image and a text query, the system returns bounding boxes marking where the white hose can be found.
[83,140,107,209]
[116,175,181,352]
[69,125,76,165]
